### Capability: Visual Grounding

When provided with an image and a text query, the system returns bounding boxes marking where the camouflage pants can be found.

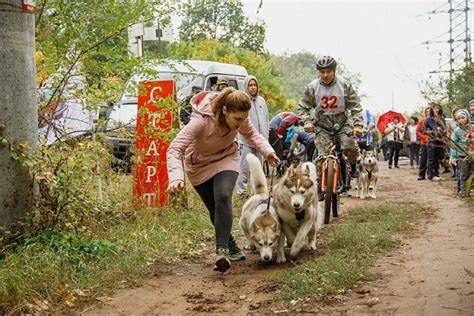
[313,132,360,185]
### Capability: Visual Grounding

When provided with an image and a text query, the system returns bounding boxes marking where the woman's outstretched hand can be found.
[168,180,185,194]
[267,152,280,168]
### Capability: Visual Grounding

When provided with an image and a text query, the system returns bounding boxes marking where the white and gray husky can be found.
[356,149,379,199]
[239,153,281,262]
[272,161,320,263]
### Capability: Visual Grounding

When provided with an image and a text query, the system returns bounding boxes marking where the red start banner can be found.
[133,80,174,208]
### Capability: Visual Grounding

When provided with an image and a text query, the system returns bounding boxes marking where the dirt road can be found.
[82,159,474,315]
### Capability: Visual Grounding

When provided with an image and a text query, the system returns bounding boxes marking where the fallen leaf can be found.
[55,287,76,304]
[33,299,50,311]
[73,289,91,297]
[273,309,288,314]
[96,296,113,303]
[365,297,380,307]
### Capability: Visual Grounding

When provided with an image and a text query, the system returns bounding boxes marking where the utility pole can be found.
[424,0,472,79]
[0,0,38,229]
[156,19,162,57]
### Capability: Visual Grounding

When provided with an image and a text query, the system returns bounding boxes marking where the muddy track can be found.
[81,158,474,315]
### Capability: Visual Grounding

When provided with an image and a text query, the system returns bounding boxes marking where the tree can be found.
[178,0,266,53]
[447,64,474,111]
[1,1,177,234]
[35,0,177,112]
[272,51,364,103]
[166,39,293,114]
[0,6,37,230]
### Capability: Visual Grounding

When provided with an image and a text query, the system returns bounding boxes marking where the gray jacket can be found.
[238,75,269,147]
[297,75,363,134]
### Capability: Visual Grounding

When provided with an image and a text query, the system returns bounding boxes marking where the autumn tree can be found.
[178,0,266,53]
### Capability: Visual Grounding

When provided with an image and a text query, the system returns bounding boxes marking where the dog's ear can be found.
[362,149,366,156]
[302,164,311,176]
[288,164,295,177]
[250,221,258,233]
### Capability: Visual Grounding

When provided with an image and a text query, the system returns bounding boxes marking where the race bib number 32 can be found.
[320,95,338,109]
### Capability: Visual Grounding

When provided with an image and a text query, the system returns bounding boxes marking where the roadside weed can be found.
[276,202,422,301]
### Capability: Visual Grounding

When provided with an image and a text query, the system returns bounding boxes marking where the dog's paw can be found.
[370,195,377,199]
[309,242,317,251]
[359,195,365,200]
[276,255,286,264]
[290,248,301,257]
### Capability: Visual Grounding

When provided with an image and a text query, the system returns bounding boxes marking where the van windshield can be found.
[123,72,203,102]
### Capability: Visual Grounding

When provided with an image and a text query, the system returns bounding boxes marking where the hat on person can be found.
[217,78,228,85]
[454,108,470,119]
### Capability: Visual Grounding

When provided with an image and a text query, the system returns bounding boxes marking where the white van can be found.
[104,60,248,164]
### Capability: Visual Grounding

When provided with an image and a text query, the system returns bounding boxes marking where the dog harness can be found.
[256,197,271,209]
[365,167,376,180]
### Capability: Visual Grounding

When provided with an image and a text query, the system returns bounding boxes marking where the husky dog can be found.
[240,153,281,262]
[273,162,318,263]
[356,150,379,199]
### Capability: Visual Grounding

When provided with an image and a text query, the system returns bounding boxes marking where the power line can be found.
[423,0,472,84]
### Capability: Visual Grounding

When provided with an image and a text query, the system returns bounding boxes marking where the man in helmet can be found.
[297,56,364,201]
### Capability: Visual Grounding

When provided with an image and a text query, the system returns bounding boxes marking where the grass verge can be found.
[275,202,423,301]
[0,204,213,313]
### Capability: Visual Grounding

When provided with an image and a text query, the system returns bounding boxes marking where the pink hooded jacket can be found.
[167,91,275,186]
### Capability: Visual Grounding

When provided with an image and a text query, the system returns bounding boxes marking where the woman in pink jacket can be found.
[167,87,279,273]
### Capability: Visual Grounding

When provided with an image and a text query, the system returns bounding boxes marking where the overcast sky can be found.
[241,0,472,115]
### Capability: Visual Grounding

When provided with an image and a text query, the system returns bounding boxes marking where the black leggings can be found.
[388,141,402,167]
[194,170,238,249]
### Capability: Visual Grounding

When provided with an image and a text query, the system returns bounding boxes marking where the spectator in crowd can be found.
[357,109,376,151]
[236,75,269,196]
[216,78,229,91]
[166,88,279,273]
[423,103,447,181]
[380,135,389,161]
[417,107,431,180]
[179,86,202,126]
[268,111,301,160]
[450,108,471,197]
[405,116,420,168]
[384,116,405,169]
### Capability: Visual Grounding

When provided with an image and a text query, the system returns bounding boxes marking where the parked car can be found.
[38,75,98,144]
[104,60,249,165]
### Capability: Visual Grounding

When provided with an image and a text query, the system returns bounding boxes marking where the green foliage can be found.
[447,64,474,112]
[272,51,364,104]
[166,40,293,114]
[178,0,266,53]
[271,51,319,101]
[6,137,134,236]
[35,0,176,110]
[276,202,422,301]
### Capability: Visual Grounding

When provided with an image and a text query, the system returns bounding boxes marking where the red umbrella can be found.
[376,110,406,134]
